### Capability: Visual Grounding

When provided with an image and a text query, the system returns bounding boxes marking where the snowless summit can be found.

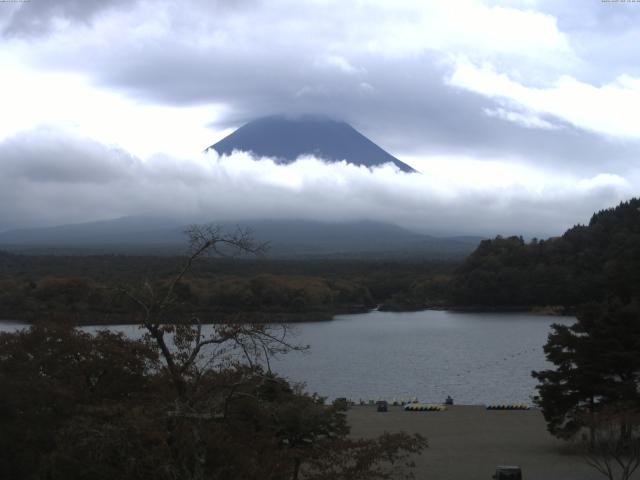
[206,115,416,173]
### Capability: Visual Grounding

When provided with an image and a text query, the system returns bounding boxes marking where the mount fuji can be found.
[207,115,416,173]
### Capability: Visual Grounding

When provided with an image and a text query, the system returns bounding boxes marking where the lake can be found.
[0,310,573,405]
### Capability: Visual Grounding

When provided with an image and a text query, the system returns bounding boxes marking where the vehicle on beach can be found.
[492,465,522,479]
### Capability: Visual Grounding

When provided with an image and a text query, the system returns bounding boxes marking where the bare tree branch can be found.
[580,406,640,480]
[115,223,302,401]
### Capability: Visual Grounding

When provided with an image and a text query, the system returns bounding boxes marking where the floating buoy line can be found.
[343,398,531,410]
[486,403,530,410]
[404,403,446,412]
[454,346,542,378]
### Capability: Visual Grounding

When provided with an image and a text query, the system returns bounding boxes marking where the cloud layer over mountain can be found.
[0,129,632,237]
[3,0,640,164]
[1,0,639,235]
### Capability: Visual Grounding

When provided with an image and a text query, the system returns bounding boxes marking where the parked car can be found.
[492,466,522,480]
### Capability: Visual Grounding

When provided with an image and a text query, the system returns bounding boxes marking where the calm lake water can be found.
[0,310,574,405]
[271,310,574,405]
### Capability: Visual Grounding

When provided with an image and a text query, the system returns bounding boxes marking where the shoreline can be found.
[0,307,360,327]
[0,304,575,327]
[376,304,575,317]
[438,304,574,316]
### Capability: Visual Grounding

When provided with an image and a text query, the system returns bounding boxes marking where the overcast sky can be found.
[1,0,639,237]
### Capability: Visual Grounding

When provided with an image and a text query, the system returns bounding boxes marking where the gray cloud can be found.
[2,0,640,235]
[9,0,636,176]
[30,36,640,175]
[0,129,633,238]
[0,128,135,183]
[1,0,134,37]
[521,1,640,81]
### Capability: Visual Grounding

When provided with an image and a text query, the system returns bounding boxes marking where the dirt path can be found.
[348,405,606,480]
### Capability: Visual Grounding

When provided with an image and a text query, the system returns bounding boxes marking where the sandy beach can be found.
[348,405,605,480]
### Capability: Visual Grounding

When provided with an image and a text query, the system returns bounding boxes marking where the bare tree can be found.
[118,224,304,399]
[116,224,313,479]
[112,225,427,480]
[580,406,640,480]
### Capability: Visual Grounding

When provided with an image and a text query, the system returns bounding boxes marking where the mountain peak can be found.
[207,115,416,173]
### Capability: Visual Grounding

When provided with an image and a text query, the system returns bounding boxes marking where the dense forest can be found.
[0,253,454,323]
[3,198,640,323]
[450,198,640,310]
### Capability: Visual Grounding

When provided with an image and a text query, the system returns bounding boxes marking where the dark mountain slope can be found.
[207,115,416,173]
[0,216,185,247]
[0,217,481,258]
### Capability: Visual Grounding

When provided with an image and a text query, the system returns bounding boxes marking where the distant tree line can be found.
[4,198,640,319]
[0,274,375,324]
[450,198,640,309]
[0,253,454,323]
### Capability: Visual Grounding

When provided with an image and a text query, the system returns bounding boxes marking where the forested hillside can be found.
[450,198,640,308]
[4,198,639,320]
[0,254,454,323]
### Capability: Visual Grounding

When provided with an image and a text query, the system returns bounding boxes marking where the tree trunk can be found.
[292,457,301,480]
